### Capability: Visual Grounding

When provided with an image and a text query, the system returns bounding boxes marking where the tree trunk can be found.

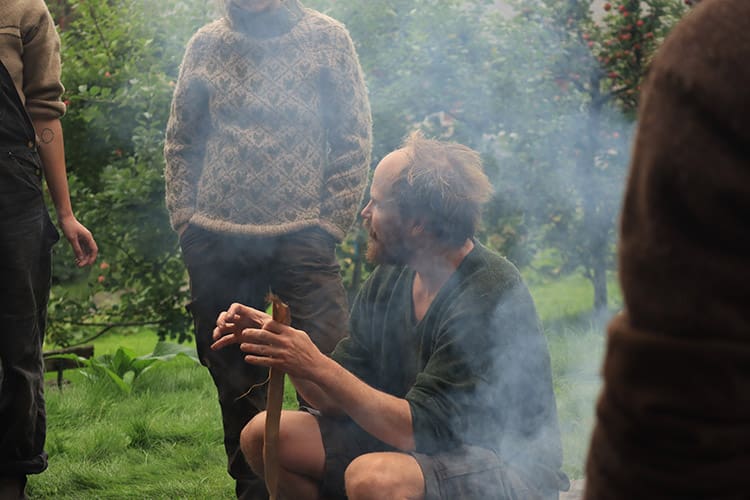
[580,78,610,314]
[591,254,608,313]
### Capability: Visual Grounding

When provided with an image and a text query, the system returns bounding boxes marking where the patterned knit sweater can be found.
[164,0,372,240]
[0,0,65,120]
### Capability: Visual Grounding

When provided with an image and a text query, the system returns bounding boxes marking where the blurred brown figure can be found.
[584,0,750,498]
[164,0,371,497]
[0,1,98,498]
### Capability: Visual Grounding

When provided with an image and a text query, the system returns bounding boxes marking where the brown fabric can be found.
[0,0,65,120]
[584,1,750,498]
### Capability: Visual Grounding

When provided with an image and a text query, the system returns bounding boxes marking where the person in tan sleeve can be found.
[0,1,97,498]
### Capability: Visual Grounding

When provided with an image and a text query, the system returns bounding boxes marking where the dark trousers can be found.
[180,225,350,500]
[0,146,59,477]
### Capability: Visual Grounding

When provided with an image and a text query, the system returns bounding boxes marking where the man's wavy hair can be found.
[391,132,493,249]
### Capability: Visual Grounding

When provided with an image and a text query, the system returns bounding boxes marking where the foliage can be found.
[474,0,689,310]
[47,0,218,345]
[316,0,691,308]
[32,356,235,498]
[45,0,696,346]
[48,341,200,394]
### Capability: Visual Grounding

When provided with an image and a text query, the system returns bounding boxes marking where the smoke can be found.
[58,0,641,488]
[446,274,569,492]
[316,0,637,484]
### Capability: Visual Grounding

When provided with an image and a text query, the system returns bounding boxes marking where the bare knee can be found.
[240,412,266,476]
[345,453,421,500]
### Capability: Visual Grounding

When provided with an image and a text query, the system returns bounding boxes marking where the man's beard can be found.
[365,224,414,266]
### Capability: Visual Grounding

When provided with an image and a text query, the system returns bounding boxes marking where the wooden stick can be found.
[264,294,290,500]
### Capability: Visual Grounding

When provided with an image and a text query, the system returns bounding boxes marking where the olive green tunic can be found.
[332,242,564,489]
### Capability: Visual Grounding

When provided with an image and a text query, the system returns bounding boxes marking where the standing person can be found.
[163,0,371,497]
[0,1,98,498]
[584,0,750,498]
[213,134,569,499]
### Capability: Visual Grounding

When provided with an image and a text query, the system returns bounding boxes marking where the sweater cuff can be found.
[26,99,66,121]
[318,220,346,242]
[169,209,194,233]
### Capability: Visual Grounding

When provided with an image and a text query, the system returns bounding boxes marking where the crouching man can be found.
[211,133,569,499]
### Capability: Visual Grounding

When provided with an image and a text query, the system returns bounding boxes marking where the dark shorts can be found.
[413,446,543,500]
[315,414,544,500]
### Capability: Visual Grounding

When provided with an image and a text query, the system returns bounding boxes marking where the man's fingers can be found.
[217,310,237,328]
[211,327,266,350]
[243,354,278,367]
[213,311,235,340]
[69,230,97,267]
[210,333,239,350]
[69,238,84,267]
[213,325,226,342]
[217,311,228,326]
[239,339,276,355]
[84,234,99,264]
[225,303,271,327]
[225,302,245,319]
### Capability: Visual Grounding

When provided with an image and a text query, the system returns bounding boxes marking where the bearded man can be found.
[212,133,569,500]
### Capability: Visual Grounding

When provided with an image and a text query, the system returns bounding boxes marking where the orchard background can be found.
[29,1,704,496]
[43,0,697,347]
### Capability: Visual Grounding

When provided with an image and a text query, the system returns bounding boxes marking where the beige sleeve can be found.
[22,1,66,120]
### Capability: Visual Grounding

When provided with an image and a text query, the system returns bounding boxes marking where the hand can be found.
[211,304,325,380]
[59,215,98,267]
[212,302,270,341]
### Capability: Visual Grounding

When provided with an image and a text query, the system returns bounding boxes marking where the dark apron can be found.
[0,59,36,147]
[0,58,59,476]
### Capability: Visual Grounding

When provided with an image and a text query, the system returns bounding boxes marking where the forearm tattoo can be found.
[40,127,55,144]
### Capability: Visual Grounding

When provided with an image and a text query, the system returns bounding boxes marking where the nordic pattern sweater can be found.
[164,0,372,240]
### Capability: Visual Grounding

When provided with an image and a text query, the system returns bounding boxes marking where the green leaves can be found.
[50,342,201,394]
[46,0,694,333]
[48,0,216,346]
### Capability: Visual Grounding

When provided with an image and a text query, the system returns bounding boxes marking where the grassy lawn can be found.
[29,273,615,497]
[34,356,234,499]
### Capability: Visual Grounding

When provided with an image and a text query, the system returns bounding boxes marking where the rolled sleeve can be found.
[22,4,65,120]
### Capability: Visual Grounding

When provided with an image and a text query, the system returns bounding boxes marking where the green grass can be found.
[32,357,235,499]
[81,327,163,356]
[546,325,605,479]
[524,271,616,480]
[30,272,611,497]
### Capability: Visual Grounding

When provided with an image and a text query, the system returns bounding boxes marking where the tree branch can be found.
[88,4,115,69]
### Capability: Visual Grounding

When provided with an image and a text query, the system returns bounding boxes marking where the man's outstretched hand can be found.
[212,302,269,341]
[211,303,325,380]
